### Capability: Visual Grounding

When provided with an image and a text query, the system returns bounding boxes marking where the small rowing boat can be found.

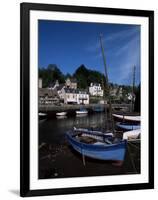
[66,129,127,164]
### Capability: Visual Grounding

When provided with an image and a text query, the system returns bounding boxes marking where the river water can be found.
[38,112,140,179]
[39,112,110,144]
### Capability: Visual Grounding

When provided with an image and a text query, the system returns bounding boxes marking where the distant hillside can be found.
[73,64,106,89]
[38,64,138,97]
[39,64,106,89]
[39,64,65,88]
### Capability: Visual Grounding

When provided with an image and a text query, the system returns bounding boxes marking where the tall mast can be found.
[99,34,115,134]
[132,65,136,112]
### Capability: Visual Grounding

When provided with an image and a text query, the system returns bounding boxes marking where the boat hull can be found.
[113,114,140,124]
[116,122,140,131]
[38,112,47,120]
[123,129,140,140]
[76,111,88,115]
[66,132,127,162]
[56,112,67,116]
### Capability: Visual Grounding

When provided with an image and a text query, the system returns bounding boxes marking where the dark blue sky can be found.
[38,20,140,85]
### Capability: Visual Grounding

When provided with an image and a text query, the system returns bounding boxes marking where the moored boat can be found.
[66,129,127,164]
[112,114,140,123]
[116,122,140,131]
[38,112,47,120]
[56,112,67,116]
[123,129,140,140]
[76,108,88,115]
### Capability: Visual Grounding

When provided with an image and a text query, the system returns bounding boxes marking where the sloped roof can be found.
[56,84,65,91]
[64,88,89,94]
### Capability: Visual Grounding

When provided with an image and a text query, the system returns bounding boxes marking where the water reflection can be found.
[39,113,108,144]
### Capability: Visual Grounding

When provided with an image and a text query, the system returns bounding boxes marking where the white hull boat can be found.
[112,114,141,123]
[56,112,67,116]
[76,110,88,115]
[38,112,47,117]
[123,129,140,140]
[38,112,47,120]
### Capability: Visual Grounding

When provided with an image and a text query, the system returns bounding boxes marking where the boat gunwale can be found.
[66,131,127,151]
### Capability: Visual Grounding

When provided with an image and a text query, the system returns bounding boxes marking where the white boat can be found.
[123,129,140,140]
[38,112,47,120]
[56,112,67,116]
[112,114,141,122]
[38,112,47,117]
[76,108,88,115]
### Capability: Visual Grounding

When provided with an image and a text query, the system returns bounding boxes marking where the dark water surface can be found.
[39,113,140,179]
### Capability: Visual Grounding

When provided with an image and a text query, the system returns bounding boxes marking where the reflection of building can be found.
[89,83,103,96]
[61,88,89,105]
[65,78,77,89]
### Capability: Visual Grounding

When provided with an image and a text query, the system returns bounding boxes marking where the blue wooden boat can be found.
[116,122,140,131]
[66,130,127,163]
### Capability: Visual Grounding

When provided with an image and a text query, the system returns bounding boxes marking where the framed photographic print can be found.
[20,2,154,197]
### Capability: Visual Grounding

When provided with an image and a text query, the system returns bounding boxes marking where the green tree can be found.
[39,64,65,87]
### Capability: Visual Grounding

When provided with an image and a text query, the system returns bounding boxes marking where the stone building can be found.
[65,78,77,89]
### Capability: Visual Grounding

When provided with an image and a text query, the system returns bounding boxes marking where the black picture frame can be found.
[20,2,154,197]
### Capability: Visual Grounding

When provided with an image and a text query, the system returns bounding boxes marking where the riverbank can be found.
[39,140,140,179]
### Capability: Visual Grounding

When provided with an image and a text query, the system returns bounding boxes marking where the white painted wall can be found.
[0,0,157,200]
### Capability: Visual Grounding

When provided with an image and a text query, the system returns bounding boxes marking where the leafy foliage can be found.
[39,64,65,87]
[73,64,106,89]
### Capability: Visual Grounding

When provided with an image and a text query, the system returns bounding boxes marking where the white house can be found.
[77,90,89,105]
[61,88,89,105]
[56,84,65,100]
[89,83,103,97]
